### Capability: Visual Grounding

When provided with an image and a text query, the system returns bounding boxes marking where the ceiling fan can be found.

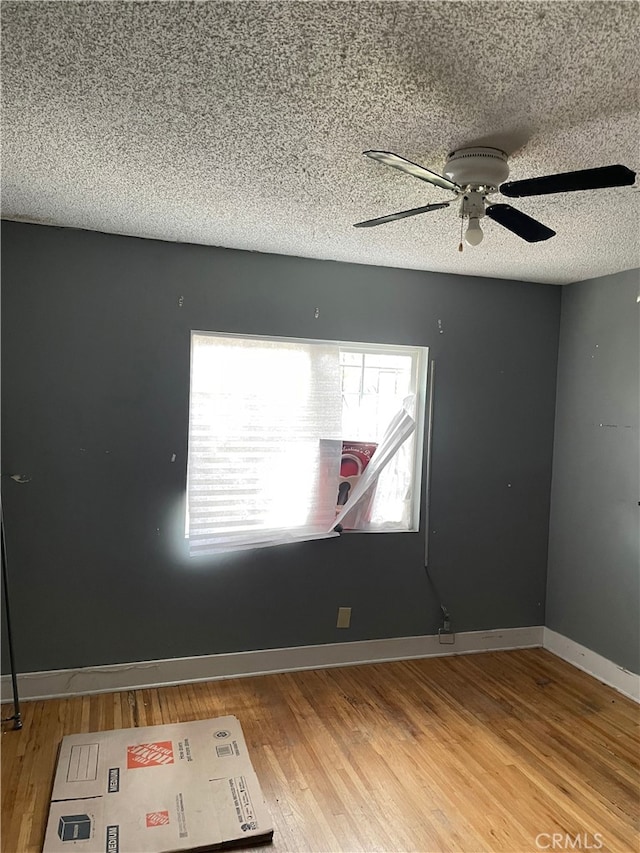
[354,147,636,246]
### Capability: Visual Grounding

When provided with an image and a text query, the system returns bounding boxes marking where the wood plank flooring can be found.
[1,649,638,852]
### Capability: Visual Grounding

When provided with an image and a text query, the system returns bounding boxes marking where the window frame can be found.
[185,330,429,546]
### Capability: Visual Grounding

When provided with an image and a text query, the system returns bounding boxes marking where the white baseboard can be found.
[543,627,640,703]
[1,626,543,702]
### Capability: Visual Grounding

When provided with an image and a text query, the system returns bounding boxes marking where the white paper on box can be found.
[42,715,273,853]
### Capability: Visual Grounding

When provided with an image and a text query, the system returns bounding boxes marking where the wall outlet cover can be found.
[336,607,351,629]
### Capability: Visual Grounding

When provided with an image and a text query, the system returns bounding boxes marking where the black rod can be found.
[1,497,22,729]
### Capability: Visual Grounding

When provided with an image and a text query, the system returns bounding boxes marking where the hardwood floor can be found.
[1,649,638,852]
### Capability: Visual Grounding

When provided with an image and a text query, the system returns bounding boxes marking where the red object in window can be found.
[337,442,378,527]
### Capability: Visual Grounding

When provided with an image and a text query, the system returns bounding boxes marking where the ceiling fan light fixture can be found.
[354,146,636,245]
[465,217,483,246]
[444,147,510,189]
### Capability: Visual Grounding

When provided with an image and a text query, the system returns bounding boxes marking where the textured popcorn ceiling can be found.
[2,1,639,284]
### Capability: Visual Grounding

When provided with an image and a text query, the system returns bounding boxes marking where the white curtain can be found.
[188,334,343,556]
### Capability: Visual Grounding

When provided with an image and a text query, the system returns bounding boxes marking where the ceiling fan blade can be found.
[364,151,460,193]
[353,202,451,228]
[500,164,636,198]
[485,204,556,242]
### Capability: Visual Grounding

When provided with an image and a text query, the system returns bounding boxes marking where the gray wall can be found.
[547,269,640,674]
[1,221,560,673]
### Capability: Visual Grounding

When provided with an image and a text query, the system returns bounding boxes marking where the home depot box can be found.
[42,715,273,853]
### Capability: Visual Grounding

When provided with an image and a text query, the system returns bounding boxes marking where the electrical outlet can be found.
[336,607,351,629]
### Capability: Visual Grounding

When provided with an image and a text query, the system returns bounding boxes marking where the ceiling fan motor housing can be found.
[444,147,510,190]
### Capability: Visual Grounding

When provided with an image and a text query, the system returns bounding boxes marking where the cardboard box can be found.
[336,441,378,529]
[42,716,273,853]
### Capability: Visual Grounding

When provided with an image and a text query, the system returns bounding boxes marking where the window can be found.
[186,332,428,556]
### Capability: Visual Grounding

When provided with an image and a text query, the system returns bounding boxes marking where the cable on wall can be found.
[422,359,453,643]
[1,491,23,730]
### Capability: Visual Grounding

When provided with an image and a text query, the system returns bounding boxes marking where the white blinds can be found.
[187,333,343,556]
